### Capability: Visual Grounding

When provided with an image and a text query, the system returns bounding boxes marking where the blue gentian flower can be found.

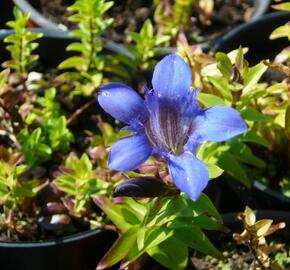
[98,54,247,201]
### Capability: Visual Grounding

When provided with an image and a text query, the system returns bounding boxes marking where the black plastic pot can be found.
[214,11,290,63]
[251,180,290,211]
[205,173,290,214]
[0,0,14,29]
[12,0,271,33]
[0,229,117,270]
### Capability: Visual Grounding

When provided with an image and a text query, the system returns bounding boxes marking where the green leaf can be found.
[198,93,226,107]
[173,226,222,259]
[148,240,188,270]
[0,69,9,94]
[185,193,222,222]
[243,63,267,95]
[140,19,154,38]
[240,130,270,148]
[97,227,138,270]
[96,197,143,232]
[272,3,290,11]
[53,175,77,195]
[285,105,290,139]
[168,215,225,231]
[270,25,290,41]
[58,56,88,70]
[227,141,265,168]
[207,76,232,103]
[208,164,224,179]
[153,195,187,226]
[217,152,250,188]
[126,226,174,263]
[137,227,146,250]
[216,52,232,79]
[267,83,288,94]
[235,46,244,72]
[66,42,90,53]
[240,108,272,122]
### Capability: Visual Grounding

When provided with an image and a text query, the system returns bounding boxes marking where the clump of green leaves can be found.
[187,47,269,187]
[3,7,43,76]
[96,193,223,270]
[154,0,214,41]
[0,159,39,209]
[274,251,290,269]
[53,153,111,213]
[19,88,73,167]
[128,19,170,71]
[58,0,113,96]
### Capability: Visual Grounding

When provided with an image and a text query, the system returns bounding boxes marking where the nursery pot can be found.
[12,0,271,33]
[0,0,14,29]
[251,180,290,212]
[214,11,290,63]
[0,229,117,270]
[205,174,290,213]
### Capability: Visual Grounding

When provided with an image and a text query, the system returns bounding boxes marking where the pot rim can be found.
[253,180,290,203]
[214,11,290,51]
[0,228,108,248]
[12,0,271,33]
[251,0,271,21]
[0,27,138,58]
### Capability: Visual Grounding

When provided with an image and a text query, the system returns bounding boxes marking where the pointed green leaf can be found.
[148,240,188,270]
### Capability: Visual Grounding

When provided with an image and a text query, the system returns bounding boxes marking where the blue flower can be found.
[98,54,247,201]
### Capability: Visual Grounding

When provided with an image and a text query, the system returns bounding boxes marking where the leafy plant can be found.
[154,0,214,40]
[19,128,52,167]
[53,153,111,213]
[19,88,73,167]
[58,0,113,96]
[0,159,40,209]
[95,193,223,270]
[128,19,170,71]
[3,7,42,76]
[181,47,273,187]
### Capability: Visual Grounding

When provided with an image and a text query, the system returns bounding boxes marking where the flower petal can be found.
[192,105,247,143]
[168,152,209,201]
[109,133,152,171]
[98,83,146,124]
[152,54,192,100]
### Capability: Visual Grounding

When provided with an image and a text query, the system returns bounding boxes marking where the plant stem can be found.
[249,244,267,270]
[67,98,96,125]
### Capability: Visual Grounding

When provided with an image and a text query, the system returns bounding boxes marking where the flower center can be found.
[144,103,192,155]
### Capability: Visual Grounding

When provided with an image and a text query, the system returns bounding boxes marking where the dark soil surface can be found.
[28,0,255,44]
